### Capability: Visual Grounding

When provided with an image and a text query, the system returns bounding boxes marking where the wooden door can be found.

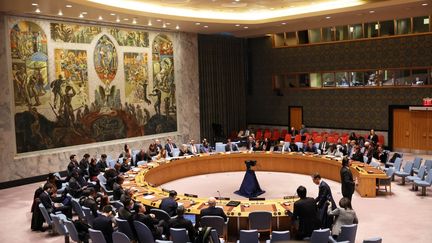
[289,107,302,130]
[393,109,411,150]
[410,111,429,150]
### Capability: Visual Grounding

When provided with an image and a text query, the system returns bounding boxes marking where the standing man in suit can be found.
[93,205,115,243]
[199,197,227,222]
[312,173,336,229]
[167,205,196,242]
[165,138,177,157]
[319,136,330,155]
[225,139,238,152]
[160,190,178,217]
[292,186,320,240]
[340,157,355,201]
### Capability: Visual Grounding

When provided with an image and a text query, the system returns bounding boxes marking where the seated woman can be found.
[199,138,212,153]
[113,175,125,201]
[260,137,271,151]
[155,148,168,160]
[327,197,358,239]
[147,143,158,158]
[179,144,193,156]
[119,144,132,159]
[373,145,388,163]
[88,158,100,182]
[119,157,132,173]
[326,143,337,156]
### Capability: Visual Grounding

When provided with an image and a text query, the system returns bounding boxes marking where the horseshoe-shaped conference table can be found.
[123,152,386,234]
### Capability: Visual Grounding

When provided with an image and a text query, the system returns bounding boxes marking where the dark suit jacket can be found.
[168,216,196,242]
[160,197,178,217]
[165,143,177,157]
[340,166,355,198]
[368,134,378,144]
[303,145,317,153]
[113,182,124,201]
[39,191,53,212]
[134,213,161,239]
[246,141,256,150]
[319,142,330,153]
[93,215,113,243]
[315,181,335,209]
[225,144,238,152]
[200,206,227,222]
[135,152,151,163]
[289,143,299,152]
[293,197,320,239]
[351,151,364,162]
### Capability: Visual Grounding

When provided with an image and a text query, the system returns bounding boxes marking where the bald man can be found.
[199,197,227,222]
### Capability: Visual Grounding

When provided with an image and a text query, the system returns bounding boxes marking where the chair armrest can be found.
[328,235,337,243]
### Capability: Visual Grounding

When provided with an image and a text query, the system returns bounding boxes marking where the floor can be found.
[0,152,431,243]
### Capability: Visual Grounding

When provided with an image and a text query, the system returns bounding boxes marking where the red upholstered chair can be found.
[256,131,263,140]
[284,134,291,142]
[312,131,318,136]
[342,136,348,144]
[281,129,288,140]
[264,131,272,139]
[264,128,270,133]
[315,136,323,143]
[272,130,280,141]
[327,136,336,143]
[294,135,301,142]
[378,135,385,145]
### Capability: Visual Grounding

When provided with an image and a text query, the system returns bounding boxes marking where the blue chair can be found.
[265,230,290,243]
[170,228,190,243]
[200,215,228,240]
[111,201,124,210]
[112,231,131,243]
[89,228,107,243]
[173,148,181,157]
[116,217,135,240]
[236,229,259,243]
[412,157,423,174]
[71,199,86,221]
[38,203,53,228]
[414,169,432,196]
[394,161,414,185]
[97,173,107,184]
[310,228,330,243]
[215,143,225,152]
[50,213,69,238]
[295,142,304,150]
[210,229,224,243]
[424,160,432,172]
[63,219,81,243]
[363,237,382,243]
[385,157,402,171]
[407,165,427,190]
[248,211,272,234]
[150,208,171,222]
[81,206,96,227]
[108,159,117,168]
[134,220,155,243]
[377,167,395,194]
[329,224,357,243]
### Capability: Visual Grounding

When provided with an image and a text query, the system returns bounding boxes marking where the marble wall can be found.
[0,14,200,183]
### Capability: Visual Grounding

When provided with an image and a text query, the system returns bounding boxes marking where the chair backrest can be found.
[50,213,68,235]
[425,160,432,172]
[111,200,124,210]
[295,142,304,150]
[63,219,80,242]
[173,148,181,157]
[413,157,423,169]
[248,211,272,231]
[363,237,382,243]
[150,208,171,222]
[170,228,189,243]
[134,220,155,243]
[108,159,117,168]
[116,217,135,240]
[38,203,52,226]
[112,231,131,243]
[71,198,86,220]
[270,230,290,242]
[210,229,220,243]
[89,228,107,243]
[369,160,380,168]
[82,206,95,227]
[386,167,395,177]
[402,161,414,174]
[337,224,358,243]
[97,173,107,184]
[239,229,259,243]
[417,165,427,180]
[425,169,432,184]
[215,143,225,153]
[200,216,224,236]
[394,157,403,171]
[310,228,330,243]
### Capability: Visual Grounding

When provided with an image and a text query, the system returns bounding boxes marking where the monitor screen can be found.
[184,214,196,225]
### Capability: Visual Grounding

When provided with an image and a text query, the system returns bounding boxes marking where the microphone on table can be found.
[217,190,222,204]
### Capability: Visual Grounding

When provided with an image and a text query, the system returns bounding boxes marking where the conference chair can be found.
[38,203,53,229]
[134,220,155,243]
[295,142,304,150]
[215,143,225,152]
[310,228,330,243]
[384,158,402,181]
[412,157,423,175]
[136,160,147,166]
[97,173,107,184]
[89,228,107,243]
[394,161,414,185]
[363,237,382,243]
[236,229,259,243]
[50,213,69,241]
[424,160,432,172]
[377,167,395,194]
[108,159,117,168]
[71,199,86,221]
[407,165,427,191]
[81,206,95,227]
[265,230,290,243]
[200,215,228,240]
[150,208,172,222]
[116,217,135,240]
[248,211,272,234]
[329,224,358,243]
[111,200,124,210]
[63,219,81,243]
[369,160,380,168]
[385,156,402,169]
[112,231,131,243]
[170,228,190,243]
[210,229,225,243]
[413,169,432,196]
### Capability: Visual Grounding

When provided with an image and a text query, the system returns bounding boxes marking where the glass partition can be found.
[298,30,309,44]
[411,69,428,85]
[364,71,379,86]
[335,25,349,41]
[365,22,379,38]
[309,28,321,43]
[299,73,310,87]
[413,16,430,33]
[273,33,285,47]
[309,73,322,87]
[322,27,335,42]
[396,18,411,35]
[380,20,395,36]
[349,24,363,39]
[322,73,336,87]
[350,72,364,86]
[285,32,297,46]
[335,72,350,87]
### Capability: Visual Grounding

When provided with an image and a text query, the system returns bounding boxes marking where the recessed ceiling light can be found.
[166,22,171,25]
[369,10,375,13]
[31,3,38,6]
[98,16,103,20]
[116,17,120,22]
[35,8,41,13]
[204,25,208,28]
[235,0,240,2]
[123,18,129,21]
[162,23,166,28]
[148,20,152,26]
[281,22,286,25]
[195,22,201,25]
[235,24,240,26]
[156,19,162,22]
[110,13,116,16]
[270,8,275,10]
[326,16,331,19]
[422,3,428,6]
[58,10,63,16]
[65,4,72,8]
[132,18,137,24]
[244,26,248,29]
[175,25,180,30]
[82,12,87,15]
[79,13,84,18]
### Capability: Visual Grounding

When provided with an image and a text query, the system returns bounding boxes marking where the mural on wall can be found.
[50,23,101,43]
[11,18,177,153]
[109,28,149,47]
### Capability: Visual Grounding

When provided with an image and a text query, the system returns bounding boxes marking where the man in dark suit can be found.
[39,183,72,218]
[93,205,115,243]
[312,173,336,229]
[293,186,320,240]
[303,140,318,154]
[135,149,151,163]
[165,138,177,157]
[160,190,178,217]
[340,157,355,201]
[225,139,238,152]
[288,139,299,152]
[199,197,227,222]
[350,145,364,162]
[134,203,162,240]
[167,205,196,242]
[155,139,163,152]
[319,136,330,154]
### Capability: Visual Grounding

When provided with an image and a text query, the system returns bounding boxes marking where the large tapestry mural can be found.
[11,19,177,153]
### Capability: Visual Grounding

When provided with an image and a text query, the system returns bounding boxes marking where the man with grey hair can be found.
[199,197,227,222]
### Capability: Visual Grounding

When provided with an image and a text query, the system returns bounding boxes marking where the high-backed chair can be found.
[50,213,69,240]
[112,231,131,243]
[116,217,135,240]
[412,157,423,175]
[310,228,330,243]
[265,230,290,243]
[414,169,432,196]
[248,211,272,234]
[424,160,432,172]
[363,237,382,243]
[407,165,427,190]
[38,203,53,228]
[200,216,228,240]
[63,219,81,243]
[88,228,107,243]
[210,229,224,243]
[236,229,259,243]
[81,206,95,227]
[111,200,124,210]
[134,220,155,243]
[377,167,395,194]
[329,224,358,243]
[71,199,86,221]
[170,228,190,243]
[150,208,171,222]
[394,161,414,185]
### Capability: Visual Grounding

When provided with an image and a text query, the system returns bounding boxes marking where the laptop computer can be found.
[184,214,196,225]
